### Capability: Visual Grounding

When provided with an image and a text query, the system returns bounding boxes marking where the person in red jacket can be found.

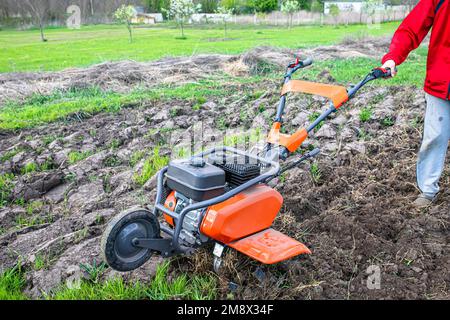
[382,0,449,208]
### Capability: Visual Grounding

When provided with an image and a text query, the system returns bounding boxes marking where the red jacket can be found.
[382,0,450,100]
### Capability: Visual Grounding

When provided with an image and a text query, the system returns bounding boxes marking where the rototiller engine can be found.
[101,58,394,272]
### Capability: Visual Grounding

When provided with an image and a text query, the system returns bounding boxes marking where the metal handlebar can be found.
[348,66,397,99]
[286,57,313,77]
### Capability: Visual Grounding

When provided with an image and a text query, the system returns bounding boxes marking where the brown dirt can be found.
[0,39,448,300]
[173,86,449,300]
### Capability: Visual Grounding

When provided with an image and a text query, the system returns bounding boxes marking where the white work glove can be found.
[381,60,397,77]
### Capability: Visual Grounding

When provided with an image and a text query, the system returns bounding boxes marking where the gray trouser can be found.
[416,93,450,199]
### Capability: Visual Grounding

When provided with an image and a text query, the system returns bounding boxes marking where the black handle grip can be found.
[301,58,313,67]
[288,57,313,70]
[372,67,397,79]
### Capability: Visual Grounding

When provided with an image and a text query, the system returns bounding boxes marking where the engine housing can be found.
[200,184,283,244]
[163,191,209,247]
[165,158,226,202]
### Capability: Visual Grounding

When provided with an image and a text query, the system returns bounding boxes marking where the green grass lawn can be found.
[0,22,399,72]
[0,261,217,300]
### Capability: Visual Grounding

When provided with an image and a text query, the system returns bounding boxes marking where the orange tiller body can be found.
[163,191,177,226]
[200,184,283,244]
[164,186,283,244]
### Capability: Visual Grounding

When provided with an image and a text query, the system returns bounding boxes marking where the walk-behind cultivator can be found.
[101,57,394,272]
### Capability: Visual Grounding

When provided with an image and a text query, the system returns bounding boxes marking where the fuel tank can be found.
[200,184,283,244]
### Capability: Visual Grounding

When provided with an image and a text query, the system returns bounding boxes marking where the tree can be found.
[362,0,382,24]
[114,5,135,43]
[216,6,234,37]
[24,0,50,42]
[385,5,393,22]
[328,3,339,27]
[311,0,324,26]
[89,0,95,16]
[281,0,300,29]
[166,0,202,38]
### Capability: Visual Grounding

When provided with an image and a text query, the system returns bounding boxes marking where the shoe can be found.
[412,194,435,208]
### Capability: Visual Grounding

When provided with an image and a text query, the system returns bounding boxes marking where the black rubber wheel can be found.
[101,208,160,272]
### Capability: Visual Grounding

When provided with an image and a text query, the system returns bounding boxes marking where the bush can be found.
[220,0,246,14]
[145,0,171,14]
[196,0,219,13]
[249,0,278,13]
[298,0,312,10]
[220,0,277,14]
[220,0,238,11]
[311,0,324,13]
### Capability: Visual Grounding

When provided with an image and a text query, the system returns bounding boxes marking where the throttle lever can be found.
[372,67,397,79]
[288,57,314,70]
[288,57,300,69]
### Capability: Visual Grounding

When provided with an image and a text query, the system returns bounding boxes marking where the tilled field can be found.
[0,38,448,300]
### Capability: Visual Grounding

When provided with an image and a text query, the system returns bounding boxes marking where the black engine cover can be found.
[165,158,226,202]
[208,154,261,187]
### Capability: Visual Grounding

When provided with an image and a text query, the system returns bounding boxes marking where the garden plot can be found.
[0,38,448,299]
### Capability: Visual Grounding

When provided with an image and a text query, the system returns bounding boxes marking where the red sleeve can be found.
[382,0,436,65]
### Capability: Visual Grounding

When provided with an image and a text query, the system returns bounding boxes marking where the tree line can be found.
[0,0,419,31]
[0,1,418,24]
[144,0,418,15]
[0,0,142,26]
[0,0,419,44]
